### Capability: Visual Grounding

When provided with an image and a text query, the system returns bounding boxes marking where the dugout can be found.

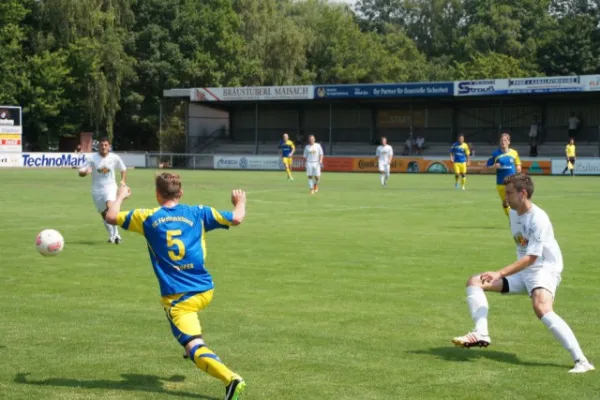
[163,82,600,155]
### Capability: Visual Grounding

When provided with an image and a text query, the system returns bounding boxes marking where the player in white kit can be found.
[303,135,324,195]
[78,137,128,244]
[452,174,594,373]
[375,137,393,186]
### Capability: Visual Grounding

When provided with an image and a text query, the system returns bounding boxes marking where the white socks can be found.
[465,287,587,363]
[541,311,586,362]
[466,286,489,335]
[380,174,385,185]
[103,220,119,238]
[103,220,113,237]
[308,179,314,189]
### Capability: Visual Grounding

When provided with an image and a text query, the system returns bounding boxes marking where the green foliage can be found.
[3,0,599,150]
[454,52,534,80]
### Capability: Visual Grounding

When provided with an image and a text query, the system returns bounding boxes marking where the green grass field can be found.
[1,169,599,400]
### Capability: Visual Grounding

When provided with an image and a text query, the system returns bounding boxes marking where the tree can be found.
[0,0,30,105]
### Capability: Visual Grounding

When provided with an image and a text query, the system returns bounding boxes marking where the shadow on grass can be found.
[409,347,569,368]
[69,240,102,246]
[14,373,219,399]
[444,226,498,230]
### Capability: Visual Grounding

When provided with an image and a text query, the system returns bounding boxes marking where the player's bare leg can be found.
[452,274,503,348]
[313,176,319,192]
[532,288,595,373]
[286,162,294,181]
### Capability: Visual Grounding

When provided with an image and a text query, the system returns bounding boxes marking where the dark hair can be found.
[503,173,534,199]
[155,172,182,200]
[99,137,110,143]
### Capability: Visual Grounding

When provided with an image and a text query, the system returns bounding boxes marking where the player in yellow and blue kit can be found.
[105,173,247,400]
[450,134,471,190]
[486,133,521,217]
[279,132,295,181]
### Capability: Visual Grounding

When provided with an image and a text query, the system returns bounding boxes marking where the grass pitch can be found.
[0,169,599,400]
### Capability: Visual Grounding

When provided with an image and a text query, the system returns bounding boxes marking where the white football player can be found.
[452,173,594,373]
[303,135,324,195]
[375,137,393,186]
[78,137,128,243]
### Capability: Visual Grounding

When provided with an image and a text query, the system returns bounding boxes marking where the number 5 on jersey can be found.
[167,230,185,261]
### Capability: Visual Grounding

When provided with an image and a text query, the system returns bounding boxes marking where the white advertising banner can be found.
[581,75,600,91]
[551,158,600,175]
[0,134,22,152]
[507,76,584,94]
[0,152,146,168]
[0,153,21,167]
[191,86,314,101]
[455,79,509,96]
[213,155,284,170]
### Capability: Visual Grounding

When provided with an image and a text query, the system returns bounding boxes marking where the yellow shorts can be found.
[282,157,292,168]
[453,162,467,175]
[496,185,506,201]
[160,289,214,345]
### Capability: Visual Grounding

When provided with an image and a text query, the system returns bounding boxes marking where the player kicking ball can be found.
[78,137,127,244]
[105,173,247,399]
[452,174,594,373]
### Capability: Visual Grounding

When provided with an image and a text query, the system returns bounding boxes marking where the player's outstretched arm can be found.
[230,189,246,226]
[105,184,132,225]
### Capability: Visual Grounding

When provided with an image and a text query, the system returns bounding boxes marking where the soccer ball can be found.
[35,229,65,256]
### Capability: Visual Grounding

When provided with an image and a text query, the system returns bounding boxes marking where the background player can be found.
[452,174,594,373]
[486,133,521,216]
[563,137,576,176]
[303,135,324,194]
[450,134,470,190]
[78,137,127,243]
[279,132,295,181]
[105,173,247,399]
[375,137,393,186]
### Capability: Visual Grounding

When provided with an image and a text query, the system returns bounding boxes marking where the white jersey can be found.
[303,143,323,163]
[509,204,563,273]
[83,153,126,194]
[376,145,393,164]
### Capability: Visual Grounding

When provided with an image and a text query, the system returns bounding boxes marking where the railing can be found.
[189,127,228,153]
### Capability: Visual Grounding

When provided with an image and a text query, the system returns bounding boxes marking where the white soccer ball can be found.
[35,229,65,256]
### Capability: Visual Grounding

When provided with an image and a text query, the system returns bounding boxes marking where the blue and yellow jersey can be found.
[116,204,233,296]
[279,140,295,158]
[486,148,521,185]
[450,142,470,163]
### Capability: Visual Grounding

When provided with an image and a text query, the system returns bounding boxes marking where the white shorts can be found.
[504,267,562,297]
[306,162,321,177]
[378,162,390,173]
[92,188,117,213]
